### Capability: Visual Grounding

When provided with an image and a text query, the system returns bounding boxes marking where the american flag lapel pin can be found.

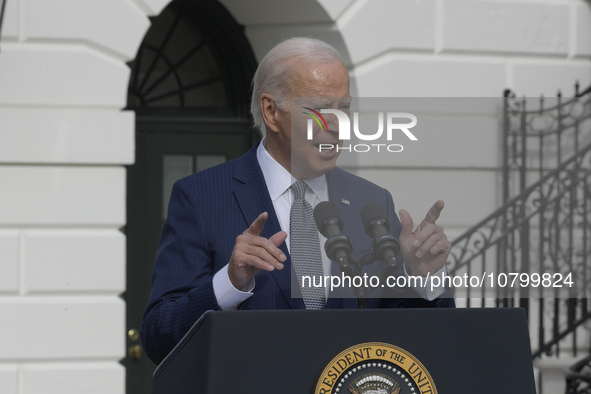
[341,198,350,206]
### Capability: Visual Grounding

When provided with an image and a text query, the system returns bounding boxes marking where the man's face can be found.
[273,59,351,180]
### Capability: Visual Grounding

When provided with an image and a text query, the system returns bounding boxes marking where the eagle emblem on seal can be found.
[348,373,402,394]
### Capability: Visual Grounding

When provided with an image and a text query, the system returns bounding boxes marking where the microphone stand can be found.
[322,229,401,310]
[314,202,400,310]
[332,253,401,310]
[328,253,368,309]
[353,251,400,309]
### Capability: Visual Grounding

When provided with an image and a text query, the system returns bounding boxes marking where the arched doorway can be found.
[123,0,257,392]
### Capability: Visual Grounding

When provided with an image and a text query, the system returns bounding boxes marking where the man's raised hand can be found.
[399,200,451,277]
[228,212,287,290]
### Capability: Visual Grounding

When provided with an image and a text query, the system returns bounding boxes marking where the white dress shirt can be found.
[212,141,445,310]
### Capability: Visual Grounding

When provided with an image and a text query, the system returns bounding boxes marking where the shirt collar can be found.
[303,172,328,202]
[256,140,328,201]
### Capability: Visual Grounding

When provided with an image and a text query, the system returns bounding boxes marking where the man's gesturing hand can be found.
[399,200,451,277]
[228,212,287,290]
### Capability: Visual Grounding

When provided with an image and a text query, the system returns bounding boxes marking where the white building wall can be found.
[0,0,168,393]
[0,0,590,393]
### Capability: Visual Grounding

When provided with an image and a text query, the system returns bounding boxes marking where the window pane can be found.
[162,155,193,220]
[195,154,225,172]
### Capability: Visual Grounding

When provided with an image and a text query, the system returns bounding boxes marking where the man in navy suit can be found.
[142,37,454,365]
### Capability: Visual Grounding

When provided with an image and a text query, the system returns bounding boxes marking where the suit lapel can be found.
[232,145,280,237]
[232,144,305,309]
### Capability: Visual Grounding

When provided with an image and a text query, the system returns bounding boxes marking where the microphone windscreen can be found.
[360,203,389,234]
[313,201,342,236]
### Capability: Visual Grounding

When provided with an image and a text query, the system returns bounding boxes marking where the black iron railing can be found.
[448,84,591,361]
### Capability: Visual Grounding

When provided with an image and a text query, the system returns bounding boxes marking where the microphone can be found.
[360,203,400,272]
[313,201,354,275]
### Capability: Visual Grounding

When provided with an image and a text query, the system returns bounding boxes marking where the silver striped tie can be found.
[290,180,325,309]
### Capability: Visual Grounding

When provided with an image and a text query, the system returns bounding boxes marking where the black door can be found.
[124,120,253,394]
[122,1,257,392]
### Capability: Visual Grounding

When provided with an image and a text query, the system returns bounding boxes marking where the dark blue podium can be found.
[152,308,536,393]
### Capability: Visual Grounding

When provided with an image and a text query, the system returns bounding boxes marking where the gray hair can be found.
[250,37,344,135]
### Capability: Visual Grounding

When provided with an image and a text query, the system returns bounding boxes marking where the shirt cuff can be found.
[403,264,447,301]
[212,264,255,311]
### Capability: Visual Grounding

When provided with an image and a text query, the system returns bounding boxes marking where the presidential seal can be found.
[314,342,437,394]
